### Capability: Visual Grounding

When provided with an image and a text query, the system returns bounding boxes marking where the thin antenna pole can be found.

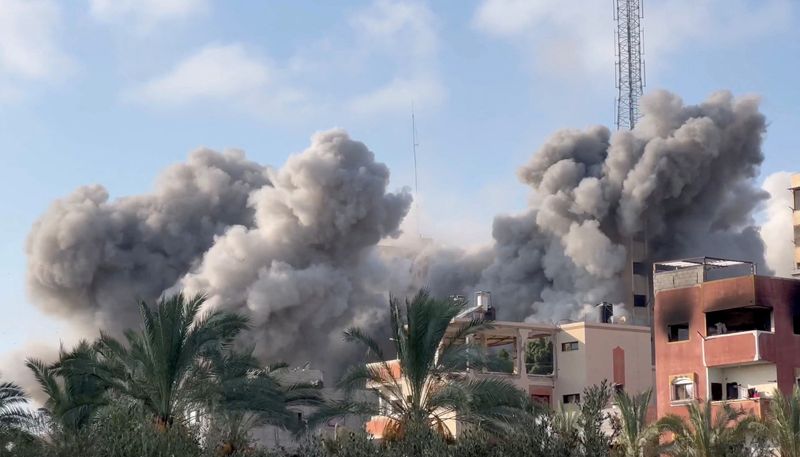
[411,104,420,238]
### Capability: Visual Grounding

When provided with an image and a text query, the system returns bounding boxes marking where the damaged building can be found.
[654,257,800,420]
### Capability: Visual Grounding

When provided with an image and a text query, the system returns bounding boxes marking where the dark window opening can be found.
[727,383,739,400]
[794,313,800,335]
[563,394,580,405]
[614,384,624,394]
[561,341,579,352]
[632,262,647,276]
[711,383,723,401]
[706,307,771,336]
[667,323,689,342]
[633,294,647,308]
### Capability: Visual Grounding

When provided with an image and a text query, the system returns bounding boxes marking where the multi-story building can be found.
[653,257,800,420]
[792,173,800,277]
[622,235,652,325]
[365,292,653,439]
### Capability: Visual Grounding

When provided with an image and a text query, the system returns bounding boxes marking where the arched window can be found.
[671,376,694,402]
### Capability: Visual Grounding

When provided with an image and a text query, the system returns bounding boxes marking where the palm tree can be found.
[26,341,109,432]
[765,386,800,457]
[314,290,526,441]
[201,352,322,455]
[87,292,249,430]
[0,381,32,447]
[613,389,658,457]
[658,400,758,457]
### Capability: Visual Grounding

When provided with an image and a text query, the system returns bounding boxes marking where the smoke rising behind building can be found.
[23,90,776,375]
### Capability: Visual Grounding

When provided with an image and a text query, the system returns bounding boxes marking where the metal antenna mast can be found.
[614,0,645,130]
[411,104,421,237]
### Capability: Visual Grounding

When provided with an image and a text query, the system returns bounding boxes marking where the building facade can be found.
[792,173,800,277]
[365,304,652,439]
[653,257,800,420]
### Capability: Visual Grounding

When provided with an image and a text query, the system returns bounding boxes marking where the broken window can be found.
[667,323,689,342]
[705,307,772,335]
[525,336,554,375]
[486,336,517,374]
[563,394,580,405]
[671,377,694,402]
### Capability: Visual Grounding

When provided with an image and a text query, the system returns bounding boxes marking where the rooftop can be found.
[653,257,755,273]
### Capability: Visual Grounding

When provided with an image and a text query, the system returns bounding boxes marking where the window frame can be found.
[562,393,580,405]
[561,341,579,352]
[671,376,695,403]
[667,323,690,342]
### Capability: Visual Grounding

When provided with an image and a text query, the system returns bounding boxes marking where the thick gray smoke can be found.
[24,90,771,375]
[417,90,770,322]
[27,149,270,332]
[26,130,411,374]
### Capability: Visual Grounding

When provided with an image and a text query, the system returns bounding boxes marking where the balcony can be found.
[703,331,775,367]
[710,397,771,419]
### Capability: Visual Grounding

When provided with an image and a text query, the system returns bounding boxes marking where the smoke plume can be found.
[760,171,794,277]
[417,90,770,322]
[23,90,774,376]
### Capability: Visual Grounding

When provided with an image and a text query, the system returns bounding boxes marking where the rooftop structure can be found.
[653,257,756,293]
[654,257,800,421]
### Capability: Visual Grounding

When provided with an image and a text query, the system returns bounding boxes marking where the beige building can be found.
[364,294,653,439]
[792,173,800,278]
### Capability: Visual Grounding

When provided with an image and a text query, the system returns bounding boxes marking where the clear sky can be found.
[0,0,798,355]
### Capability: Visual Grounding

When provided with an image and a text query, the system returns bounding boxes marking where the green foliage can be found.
[313,289,527,440]
[87,292,249,426]
[766,386,800,457]
[0,380,33,453]
[26,340,109,432]
[579,380,614,457]
[657,400,767,457]
[611,388,658,457]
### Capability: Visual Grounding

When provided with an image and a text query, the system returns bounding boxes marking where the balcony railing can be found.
[703,330,775,367]
[710,397,771,419]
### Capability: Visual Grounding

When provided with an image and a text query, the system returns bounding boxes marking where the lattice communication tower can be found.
[614,0,645,130]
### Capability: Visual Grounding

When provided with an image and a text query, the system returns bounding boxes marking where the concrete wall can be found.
[654,266,704,293]
[554,325,587,407]
[554,323,652,408]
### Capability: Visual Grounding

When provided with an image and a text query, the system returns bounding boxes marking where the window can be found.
[711,383,723,401]
[614,383,624,394]
[633,294,647,308]
[561,341,579,352]
[563,394,580,405]
[671,377,694,402]
[706,307,772,335]
[632,262,647,276]
[667,323,689,342]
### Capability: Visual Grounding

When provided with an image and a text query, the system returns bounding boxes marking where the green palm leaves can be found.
[316,290,525,440]
[613,389,658,457]
[765,387,800,457]
[91,293,249,428]
[26,341,109,432]
[658,400,759,457]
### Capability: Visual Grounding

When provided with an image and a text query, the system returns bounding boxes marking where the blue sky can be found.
[0,0,798,355]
